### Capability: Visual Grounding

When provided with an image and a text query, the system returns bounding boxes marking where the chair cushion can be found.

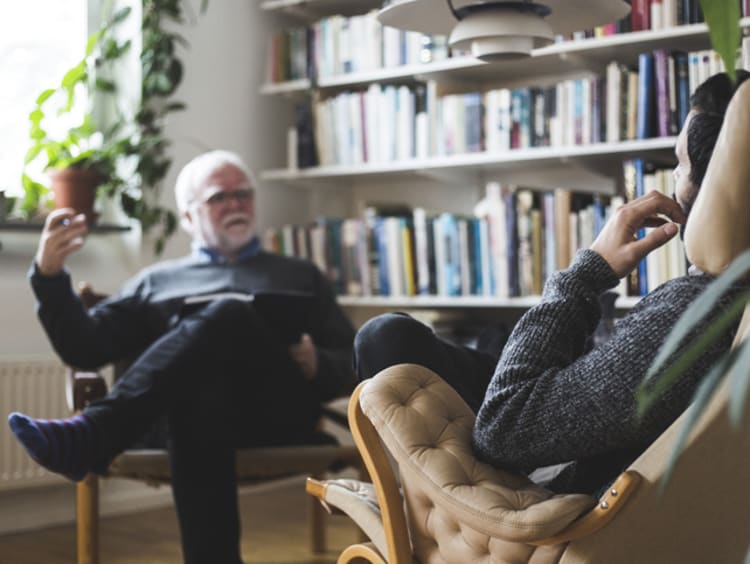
[317,479,388,558]
[685,79,750,274]
[108,444,359,485]
[360,364,596,545]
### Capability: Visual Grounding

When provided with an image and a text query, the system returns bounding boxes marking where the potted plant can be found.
[21,1,205,253]
[21,6,132,226]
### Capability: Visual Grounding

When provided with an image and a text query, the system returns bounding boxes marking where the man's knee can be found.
[354,313,432,378]
[175,298,261,353]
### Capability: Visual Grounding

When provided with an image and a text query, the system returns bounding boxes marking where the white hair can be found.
[174,150,257,214]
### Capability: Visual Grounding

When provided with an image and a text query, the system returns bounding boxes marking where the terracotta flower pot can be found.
[49,168,104,225]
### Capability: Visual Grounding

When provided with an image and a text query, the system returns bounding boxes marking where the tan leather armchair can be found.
[306,80,750,563]
[68,286,363,564]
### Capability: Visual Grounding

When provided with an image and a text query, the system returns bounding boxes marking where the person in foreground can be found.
[355,70,750,496]
[8,150,356,564]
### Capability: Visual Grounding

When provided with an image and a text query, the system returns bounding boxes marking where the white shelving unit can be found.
[259,3,728,313]
[338,294,641,310]
[261,137,676,188]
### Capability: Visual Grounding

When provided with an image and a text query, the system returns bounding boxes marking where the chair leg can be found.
[309,473,327,553]
[76,473,99,564]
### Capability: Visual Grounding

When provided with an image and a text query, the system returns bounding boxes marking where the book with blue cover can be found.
[636,53,655,140]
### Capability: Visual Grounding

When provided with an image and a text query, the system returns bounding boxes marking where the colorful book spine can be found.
[636,53,655,140]
[653,49,671,137]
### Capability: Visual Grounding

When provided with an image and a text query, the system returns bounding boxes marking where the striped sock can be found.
[7,412,97,482]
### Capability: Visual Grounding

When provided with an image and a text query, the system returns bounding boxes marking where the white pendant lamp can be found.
[378,0,631,60]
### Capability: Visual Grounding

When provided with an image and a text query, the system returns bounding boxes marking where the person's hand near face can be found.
[591,191,687,279]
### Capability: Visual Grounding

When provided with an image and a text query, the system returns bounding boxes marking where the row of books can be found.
[266,10,449,82]
[263,173,686,300]
[305,47,713,166]
[265,1,750,84]
[622,0,708,33]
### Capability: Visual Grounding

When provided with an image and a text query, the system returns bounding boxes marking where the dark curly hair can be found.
[687,69,750,188]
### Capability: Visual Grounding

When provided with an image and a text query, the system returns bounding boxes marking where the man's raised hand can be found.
[35,209,88,276]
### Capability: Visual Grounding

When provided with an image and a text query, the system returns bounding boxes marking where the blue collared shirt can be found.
[191,236,261,264]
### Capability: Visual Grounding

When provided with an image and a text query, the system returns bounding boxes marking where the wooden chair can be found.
[305,78,750,563]
[68,285,363,564]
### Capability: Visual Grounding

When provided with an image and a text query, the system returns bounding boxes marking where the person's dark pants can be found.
[353,312,497,414]
[83,299,322,564]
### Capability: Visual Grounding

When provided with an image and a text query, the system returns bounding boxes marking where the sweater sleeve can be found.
[29,264,158,369]
[472,249,734,472]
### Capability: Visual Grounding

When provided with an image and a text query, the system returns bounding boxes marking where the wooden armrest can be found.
[66,369,108,412]
[530,470,643,546]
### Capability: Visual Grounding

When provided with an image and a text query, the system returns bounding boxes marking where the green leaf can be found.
[35,88,56,106]
[111,6,132,25]
[85,31,102,56]
[95,78,117,92]
[646,249,750,381]
[699,0,741,82]
[30,128,46,142]
[61,61,86,88]
[163,101,186,113]
[20,174,49,216]
[637,291,750,418]
[729,337,750,426]
[659,346,739,493]
[165,210,177,235]
[29,108,44,125]
[24,145,43,165]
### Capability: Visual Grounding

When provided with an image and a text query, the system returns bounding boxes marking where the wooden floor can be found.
[0,477,361,564]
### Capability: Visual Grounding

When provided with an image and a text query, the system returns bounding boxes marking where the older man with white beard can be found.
[8,150,356,564]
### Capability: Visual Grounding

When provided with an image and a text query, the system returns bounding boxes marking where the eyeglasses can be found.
[198,187,255,207]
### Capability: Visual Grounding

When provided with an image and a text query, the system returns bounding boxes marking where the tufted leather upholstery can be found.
[359,365,595,563]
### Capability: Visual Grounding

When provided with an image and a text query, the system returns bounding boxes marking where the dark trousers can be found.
[84,299,322,564]
[353,312,498,414]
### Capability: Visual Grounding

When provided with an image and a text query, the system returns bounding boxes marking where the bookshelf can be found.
[261,137,676,186]
[261,18,750,95]
[259,3,749,314]
[338,294,641,310]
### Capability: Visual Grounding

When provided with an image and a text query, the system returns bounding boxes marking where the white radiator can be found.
[0,359,68,490]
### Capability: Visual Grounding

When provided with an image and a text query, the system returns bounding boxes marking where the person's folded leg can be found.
[354,312,497,413]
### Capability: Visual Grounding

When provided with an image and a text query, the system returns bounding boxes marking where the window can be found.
[0,1,87,198]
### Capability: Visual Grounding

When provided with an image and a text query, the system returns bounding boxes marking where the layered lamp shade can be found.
[378,0,631,60]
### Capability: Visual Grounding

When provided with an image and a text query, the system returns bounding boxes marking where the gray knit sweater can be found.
[473,249,747,495]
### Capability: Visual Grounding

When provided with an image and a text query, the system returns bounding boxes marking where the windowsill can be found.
[0,220,130,233]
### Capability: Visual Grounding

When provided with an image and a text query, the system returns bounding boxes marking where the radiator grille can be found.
[0,359,67,490]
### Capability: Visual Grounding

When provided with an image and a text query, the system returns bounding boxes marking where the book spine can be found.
[653,49,670,137]
[504,192,519,297]
[631,0,651,30]
[636,53,655,139]
[633,159,649,296]
[673,52,690,126]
